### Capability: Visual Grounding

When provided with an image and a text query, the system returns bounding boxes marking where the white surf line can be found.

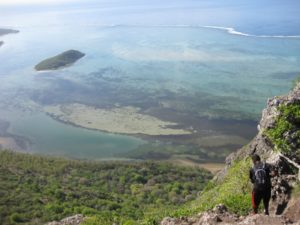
[202,25,300,38]
[92,24,300,39]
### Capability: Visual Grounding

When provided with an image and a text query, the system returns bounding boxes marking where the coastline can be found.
[0,28,19,36]
[0,119,30,151]
[0,28,19,48]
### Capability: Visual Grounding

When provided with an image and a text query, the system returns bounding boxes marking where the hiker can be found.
[249,154,274,215]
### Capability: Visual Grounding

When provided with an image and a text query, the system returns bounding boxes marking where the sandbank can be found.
[44,103,192,136]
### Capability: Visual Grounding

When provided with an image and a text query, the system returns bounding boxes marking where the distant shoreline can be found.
[0,28,19,47]
[0,28,19,36]
[0,119,30,151]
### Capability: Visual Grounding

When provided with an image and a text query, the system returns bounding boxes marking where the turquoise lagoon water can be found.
[0,0,300,159]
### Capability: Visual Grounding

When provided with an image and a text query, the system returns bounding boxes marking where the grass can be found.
[142,157,254,223]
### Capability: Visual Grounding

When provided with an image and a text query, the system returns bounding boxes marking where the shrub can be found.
[0,150,212,224]
[10,213,26,223]
[265,103,300,154]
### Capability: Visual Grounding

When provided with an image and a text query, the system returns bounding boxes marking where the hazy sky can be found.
[0,0,80,5]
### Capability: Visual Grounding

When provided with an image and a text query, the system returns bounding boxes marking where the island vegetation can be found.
[35,50,85,71]
[0,150,212,225]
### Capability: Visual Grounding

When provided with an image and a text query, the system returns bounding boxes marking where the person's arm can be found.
[250,168,255,183]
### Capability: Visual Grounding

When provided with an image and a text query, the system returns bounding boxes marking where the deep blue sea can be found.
[0,0,300,159]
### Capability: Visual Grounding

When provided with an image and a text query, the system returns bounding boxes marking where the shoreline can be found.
[0,120,31,151]
[0,28,19,36]
[0,28,19,48]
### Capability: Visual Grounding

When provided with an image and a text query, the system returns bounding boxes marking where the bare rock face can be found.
[46,214,85,225]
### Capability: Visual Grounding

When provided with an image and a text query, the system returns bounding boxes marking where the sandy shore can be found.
[166,157,224,174]
[44,103,192,136]
[194,134,249,148]
[0,137,22,150]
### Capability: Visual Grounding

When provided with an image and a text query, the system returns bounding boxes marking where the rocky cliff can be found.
[161,83,300,225]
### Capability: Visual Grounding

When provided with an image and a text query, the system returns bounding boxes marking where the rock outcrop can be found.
[161,201,300,225]
[46,214,85,225]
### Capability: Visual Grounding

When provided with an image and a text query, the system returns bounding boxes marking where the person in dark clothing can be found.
[249,154,274,215]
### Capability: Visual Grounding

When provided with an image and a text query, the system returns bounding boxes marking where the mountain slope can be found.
[160,83,300,224]
[0,151,212,225]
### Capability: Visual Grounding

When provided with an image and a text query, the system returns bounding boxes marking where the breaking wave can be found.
[95,24,300,39]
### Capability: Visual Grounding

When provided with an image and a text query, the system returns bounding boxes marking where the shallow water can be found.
[7,112,145,159]
[0,0,300,159]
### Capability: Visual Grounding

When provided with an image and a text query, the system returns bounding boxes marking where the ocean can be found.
[0,0,300,160]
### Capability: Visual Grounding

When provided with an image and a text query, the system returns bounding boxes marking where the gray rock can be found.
[46,214,85,225]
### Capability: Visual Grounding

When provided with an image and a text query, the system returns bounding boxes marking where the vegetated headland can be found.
[35,50,85,71]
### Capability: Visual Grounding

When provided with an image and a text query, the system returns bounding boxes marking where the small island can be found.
[35,49,85,71]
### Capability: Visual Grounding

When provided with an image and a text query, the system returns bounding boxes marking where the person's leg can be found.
[263,188,271,215]
[252,190,262,214]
